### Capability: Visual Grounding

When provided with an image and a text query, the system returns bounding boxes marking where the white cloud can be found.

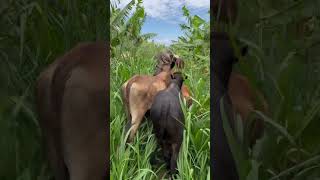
[151,37,174,46]
[143,0,190,22]
[112,0,209,23]
[185,0,210,8]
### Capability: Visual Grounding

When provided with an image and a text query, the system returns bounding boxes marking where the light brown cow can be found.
[121,58,175,143]
[36,42,109,180]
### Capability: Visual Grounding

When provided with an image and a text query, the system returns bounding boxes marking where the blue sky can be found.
[113,0,210,45]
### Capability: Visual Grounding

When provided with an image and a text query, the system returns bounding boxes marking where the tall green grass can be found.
[0,0,108,179]
[110,1,210,178]
[217,0,320,179]
[110,40,210,179]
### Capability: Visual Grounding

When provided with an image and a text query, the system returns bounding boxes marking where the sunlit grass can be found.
[218,1,320,179]
[0,0,108,179]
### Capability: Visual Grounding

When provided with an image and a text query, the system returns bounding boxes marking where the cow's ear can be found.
[241,45,248,56]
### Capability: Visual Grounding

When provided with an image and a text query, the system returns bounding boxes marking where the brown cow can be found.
[228,72,268,146]
[121,54,175,142]
[212,32,269,179]
[36,42,109,180]
[213,0,268,146]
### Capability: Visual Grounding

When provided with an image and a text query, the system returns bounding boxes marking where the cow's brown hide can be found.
[36,42,109,180]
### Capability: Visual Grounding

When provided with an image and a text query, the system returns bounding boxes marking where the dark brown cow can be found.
[150,72,186,175]
[36,42,109,180]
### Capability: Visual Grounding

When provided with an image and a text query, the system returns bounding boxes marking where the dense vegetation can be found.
[0,0,318,179]
[110,0,210,179]
[219,0,320,179]
[0,0,108,179]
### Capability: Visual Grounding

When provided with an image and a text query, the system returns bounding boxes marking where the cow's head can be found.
[153,50,183,75]
[159,60,175,73]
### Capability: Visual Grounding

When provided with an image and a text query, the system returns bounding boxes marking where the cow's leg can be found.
[61,74,108,180]
[127,107,147,142]
[67,145,107,180]
[161,141,171,170]
[38,109,69,180]
[170,143,180,174]
[62,93,107,180]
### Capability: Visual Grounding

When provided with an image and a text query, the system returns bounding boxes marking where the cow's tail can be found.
[36,67,69,180]
[121,83,130,133]
[48,51,80,179]
[124,76,139,133]
[51,58,79,131]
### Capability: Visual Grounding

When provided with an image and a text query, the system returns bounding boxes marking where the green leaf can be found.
[220,96,251,180]
[295,100,320,138]
[252,110,296,146]
[270,155,320,180]
[192,15,205,28]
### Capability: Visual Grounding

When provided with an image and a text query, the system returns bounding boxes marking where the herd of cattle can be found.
[121,50,190,174]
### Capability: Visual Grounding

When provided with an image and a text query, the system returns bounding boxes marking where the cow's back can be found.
[150,89,184,139]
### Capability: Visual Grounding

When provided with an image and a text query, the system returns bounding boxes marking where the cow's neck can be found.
[157,71,171,86]
[168,82,181,93]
